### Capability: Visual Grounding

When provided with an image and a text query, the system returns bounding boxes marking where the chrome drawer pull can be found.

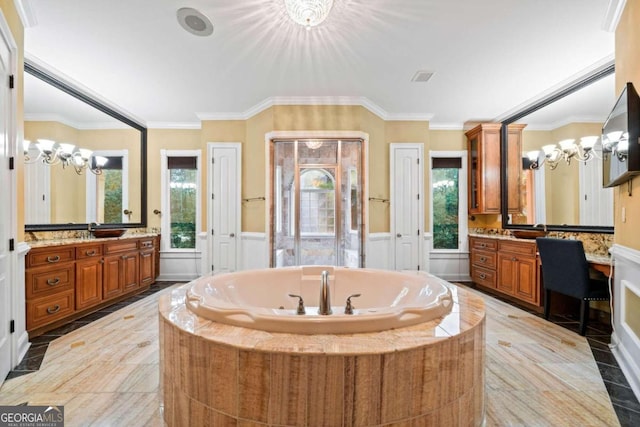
[86,250,97,256]
[46,255,60,263]
[480,257,486,262]
[47,278,60,286]
[47,304,61,314]
[480,243,486,248]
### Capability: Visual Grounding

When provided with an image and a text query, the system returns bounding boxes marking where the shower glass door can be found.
[272,139,362,267]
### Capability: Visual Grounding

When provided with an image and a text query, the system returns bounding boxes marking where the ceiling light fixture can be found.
[284,0,334,29]
[177,7,214,37]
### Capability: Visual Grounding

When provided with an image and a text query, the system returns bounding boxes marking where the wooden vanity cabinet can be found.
[26,235,159,336]
[466,123,524,214]
[470,236,541,307]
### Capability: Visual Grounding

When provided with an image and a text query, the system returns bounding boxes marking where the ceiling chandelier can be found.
[526,136,600,170]
[23,139,109,175]
[284,0,334,29]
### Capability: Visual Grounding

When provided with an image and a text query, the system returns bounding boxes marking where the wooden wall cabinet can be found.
[26,235,159,336]
[466,123,524,214]
[470,236,540,306]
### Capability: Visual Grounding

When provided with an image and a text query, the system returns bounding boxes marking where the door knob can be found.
[230,233,235,238]
[396,233,402,238]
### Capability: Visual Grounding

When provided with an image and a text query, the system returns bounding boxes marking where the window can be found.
[299,169,335,235]
[97,156,123,223]
[162,152,200,250]
[430,155,467,251]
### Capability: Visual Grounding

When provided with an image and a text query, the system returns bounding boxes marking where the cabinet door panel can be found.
[139,250,155,287]
[515,257,538,304]
[497,254,516,295]
[103,256,124,300]
[76,258,103,310]
[122,252,140,291]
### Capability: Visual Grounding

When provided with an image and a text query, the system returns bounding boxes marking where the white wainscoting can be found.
[241,232,269,270]
[14,242,30,367]
[157,250,203,281]
[428,250,471,283]
[610,244,640,402]
[422,233,432,273]
[366,233,392,270]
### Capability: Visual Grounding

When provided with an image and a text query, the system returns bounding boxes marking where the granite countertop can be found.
[27,232,159,249]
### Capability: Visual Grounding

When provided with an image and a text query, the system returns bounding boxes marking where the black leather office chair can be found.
[536,237,610,336]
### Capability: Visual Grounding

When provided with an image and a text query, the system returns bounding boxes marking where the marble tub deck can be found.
[0,283,621,426]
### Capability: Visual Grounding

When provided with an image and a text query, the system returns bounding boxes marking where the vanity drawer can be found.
[139,239,155,250]
[104,240,138,254]
[472,267,497,288]
[471,250,497,269]
[76,244,103,259]
[499,240,536,256]
[27,247,75,268]
[27,290,75,330]
[470,238,497,251]
[26,265,74,299]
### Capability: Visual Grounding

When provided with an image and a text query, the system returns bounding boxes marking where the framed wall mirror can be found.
[23,60,147,231]
[500,63,615,234]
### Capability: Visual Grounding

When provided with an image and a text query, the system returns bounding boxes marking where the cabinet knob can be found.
[47,305,61,315]
[480,243,486,248]
[121,255,128,260]
[511,257,518,261]
[46,277,60,286]
[46,255,60,263]
[99,259,104,264]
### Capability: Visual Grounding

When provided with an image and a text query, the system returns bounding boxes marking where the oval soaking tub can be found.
[185,266,453,334]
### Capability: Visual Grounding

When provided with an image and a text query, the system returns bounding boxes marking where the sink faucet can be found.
[318,270,332,315]
[88,222,100,231]
[533,223,547,232]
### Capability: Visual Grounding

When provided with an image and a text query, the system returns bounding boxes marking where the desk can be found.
[586,254,614,278]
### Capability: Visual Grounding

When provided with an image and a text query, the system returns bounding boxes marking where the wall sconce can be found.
[602,131,629,161]
[526,136,600,170]
[23,138,108,175]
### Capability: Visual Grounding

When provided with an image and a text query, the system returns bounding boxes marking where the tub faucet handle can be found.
[288,294,306,315]
[344,293,361,315]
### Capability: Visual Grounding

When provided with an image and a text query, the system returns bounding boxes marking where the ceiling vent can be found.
[177,8,214,37]
[411,70,434,83]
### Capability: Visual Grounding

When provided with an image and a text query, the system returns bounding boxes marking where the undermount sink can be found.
[91,229,126,238]
[512,229,548,240]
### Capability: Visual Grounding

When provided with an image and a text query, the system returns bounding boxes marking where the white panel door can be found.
[391,145,423,271]
[0,24,12,385]
[580,155,613,226]
[24,155,50,224]
[210,145,241,273]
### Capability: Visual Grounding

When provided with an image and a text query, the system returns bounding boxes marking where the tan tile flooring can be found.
[0,284,621,426]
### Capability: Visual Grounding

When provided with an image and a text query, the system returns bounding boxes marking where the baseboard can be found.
[15,331,30,368]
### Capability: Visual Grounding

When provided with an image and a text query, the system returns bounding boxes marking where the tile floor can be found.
[0,281,638,426]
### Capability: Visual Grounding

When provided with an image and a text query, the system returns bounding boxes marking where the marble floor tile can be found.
[0,281,636,426]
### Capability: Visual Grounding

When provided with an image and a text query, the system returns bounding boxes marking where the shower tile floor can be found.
[0,281,637,426]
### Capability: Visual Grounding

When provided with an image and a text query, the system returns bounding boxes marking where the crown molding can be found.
[426,122,464,130]
[602,0,626,32]
[146,122,202,130]
[24,113,131,130]
[13,0,37,28]
[197,96,433,122]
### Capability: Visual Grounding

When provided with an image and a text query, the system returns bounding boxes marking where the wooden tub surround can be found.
[159,282,486,426]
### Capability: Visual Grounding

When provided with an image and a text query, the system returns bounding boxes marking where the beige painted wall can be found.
[614,0,640,251]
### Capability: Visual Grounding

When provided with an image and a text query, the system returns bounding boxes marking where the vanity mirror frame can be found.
[24,60,148,231]
[499,63,615,234]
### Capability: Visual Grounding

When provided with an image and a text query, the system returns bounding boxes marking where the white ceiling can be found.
[22,0,617,129]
